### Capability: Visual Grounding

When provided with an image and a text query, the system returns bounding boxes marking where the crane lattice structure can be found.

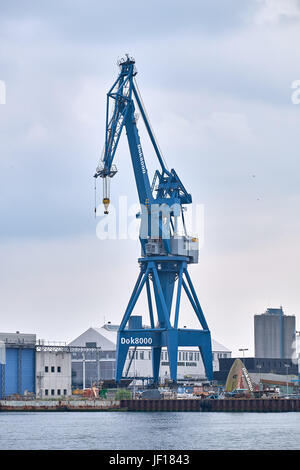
[94,55,213,384]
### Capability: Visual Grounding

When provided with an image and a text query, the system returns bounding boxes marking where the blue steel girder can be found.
[115,256,213,383]
[96,56,193,215]
[115,327,213,383]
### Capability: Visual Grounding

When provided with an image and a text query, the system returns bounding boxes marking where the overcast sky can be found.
[0,0,300,356]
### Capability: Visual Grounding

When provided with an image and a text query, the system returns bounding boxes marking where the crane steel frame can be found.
[94,55,213,384]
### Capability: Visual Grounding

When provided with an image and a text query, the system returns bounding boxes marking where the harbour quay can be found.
[120,398,300,412]
[1,398,300,412]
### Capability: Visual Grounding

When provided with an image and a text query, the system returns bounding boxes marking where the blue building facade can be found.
[0,333,36,398]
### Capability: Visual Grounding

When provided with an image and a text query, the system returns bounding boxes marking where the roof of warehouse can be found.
[0,332,36,345]
[69,324,231,353]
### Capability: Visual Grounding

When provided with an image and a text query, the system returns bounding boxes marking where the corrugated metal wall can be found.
[0,363,5,399]
[5,348,18,396]
[21,348,35,394]
[0,347,35,398]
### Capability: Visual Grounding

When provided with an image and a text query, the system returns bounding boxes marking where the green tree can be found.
[115,389,132,400]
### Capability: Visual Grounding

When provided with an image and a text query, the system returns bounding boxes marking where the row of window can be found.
[70,351,231,362]
[127,351,202,361]
[127,351,231,361]
[44,389,67,396]
[72,351,115,360]
[45,366,61,373]
[178,352,200,362]
[161,361,198,367]
[255,361,292,368]
[128,350,150,360]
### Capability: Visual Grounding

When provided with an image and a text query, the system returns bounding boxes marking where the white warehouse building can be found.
[69,323,231,387]
[35,347,72,398]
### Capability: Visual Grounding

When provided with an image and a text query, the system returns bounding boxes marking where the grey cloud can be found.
[1,1,254,42]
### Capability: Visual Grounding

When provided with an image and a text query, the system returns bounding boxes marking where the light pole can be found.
[82,351,86,390]
[239,348,249,359]
[297,332,300,394]
[256,364,262,393]
[284,363,289,396]
[133,349,137,399]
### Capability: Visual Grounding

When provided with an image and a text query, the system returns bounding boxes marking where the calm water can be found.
[0,411,299,450]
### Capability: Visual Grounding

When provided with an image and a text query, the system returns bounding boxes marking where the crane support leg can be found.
[152,347,162,384]
[166,329,178,383]
[115,256,213,384]
[115,332,130,383]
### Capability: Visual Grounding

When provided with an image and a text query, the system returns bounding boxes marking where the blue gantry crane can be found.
[94,55,213,384]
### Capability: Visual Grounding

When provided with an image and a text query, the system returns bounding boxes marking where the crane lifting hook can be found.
[103,197,110,214]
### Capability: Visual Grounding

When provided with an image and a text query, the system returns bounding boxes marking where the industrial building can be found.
[69,322,231,387]
[213,307,299,392]
[0,332,73,399]
[35,345,72,398]
[0,323,231,395]
[214,357,299,394]
[0,332,36,398]
[215,356,298,382]
[254,307,296,359]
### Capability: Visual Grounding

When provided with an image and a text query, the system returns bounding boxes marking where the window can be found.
[51,366,55,373]
[57,389,61,396]
[51,389,55,396]
[45,389,48,396]
[178,352,181,361]
[148,351,151,360]
[63,389,67,396]
[45,366,48,373]
[57,366,61,373]
[140,351,144,360]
